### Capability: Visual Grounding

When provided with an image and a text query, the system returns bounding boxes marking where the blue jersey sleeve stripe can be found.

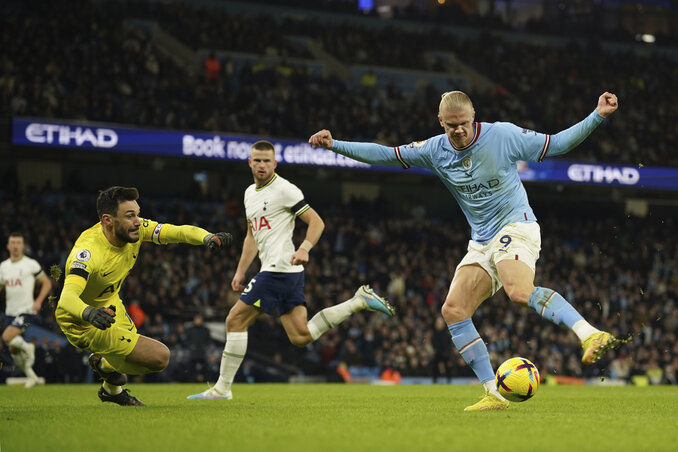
[538,134,551,162]
[393,146,410,169]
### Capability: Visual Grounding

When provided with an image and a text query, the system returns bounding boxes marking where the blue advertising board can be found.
[11,117,678,190]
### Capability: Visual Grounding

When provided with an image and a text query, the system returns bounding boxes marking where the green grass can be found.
[1,384,677,452]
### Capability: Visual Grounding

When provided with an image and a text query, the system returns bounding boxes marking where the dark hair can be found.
[9,232,24,239]
[96,186,139,219]
[251,140,275,152]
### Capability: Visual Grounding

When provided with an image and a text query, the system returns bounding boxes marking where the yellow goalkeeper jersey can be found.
[56,219,208,322]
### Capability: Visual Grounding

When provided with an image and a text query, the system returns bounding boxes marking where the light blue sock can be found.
[528,286,584,329]
[448,319,494,384]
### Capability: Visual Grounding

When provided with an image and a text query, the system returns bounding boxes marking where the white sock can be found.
[11,352,25,369]
[8,338,37,378]
[483,380,506,400]
[103,381,122,395]
[483,379,497,393]
[307,297,363,341]
[214,332,248,394]
[23,364,38,379]
[572,319,599,341]
[8,335,28,352]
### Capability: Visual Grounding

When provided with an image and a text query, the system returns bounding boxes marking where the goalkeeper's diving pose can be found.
[56,186,232,405]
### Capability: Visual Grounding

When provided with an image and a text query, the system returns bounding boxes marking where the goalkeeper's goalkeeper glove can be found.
[82,305,116,330]
[203,232,233,253]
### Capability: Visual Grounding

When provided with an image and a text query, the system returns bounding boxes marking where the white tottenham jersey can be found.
[0,256,44,316]
[244,173,310,273]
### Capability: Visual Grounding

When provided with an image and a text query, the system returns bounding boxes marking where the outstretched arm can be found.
[309,129,404,166]
[547,92,618,158]
[145,221,231,253]
[290,207,324,266]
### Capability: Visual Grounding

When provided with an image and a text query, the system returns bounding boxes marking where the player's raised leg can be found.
[442,264,509,411]
[305,285,394,342]
[497,259,617,364]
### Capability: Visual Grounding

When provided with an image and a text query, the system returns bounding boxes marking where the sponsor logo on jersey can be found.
[248,216,271,231]
[456,179,500,194]
[5,278,23,287]
[76,249,92,262]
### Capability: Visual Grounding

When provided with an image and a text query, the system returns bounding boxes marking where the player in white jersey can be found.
[188,140,396,400]
[310,91,619,411]
[0,232,52,387]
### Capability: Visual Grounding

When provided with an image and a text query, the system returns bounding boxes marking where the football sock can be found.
[482,379,498,393]
[572,319,600,342]
[102,381,122,395]
[11,351,25,369]
[8,337,38,378]
[482,380,506,400]
[8,335,28,352]
[214,332,248,394]
[448,319,495,384]
[23,364,38,379]
[307,296,363,341]
[528,287,597,339]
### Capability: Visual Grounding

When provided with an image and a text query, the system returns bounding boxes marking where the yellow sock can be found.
[99,357,116,373]
[102,381,122,395]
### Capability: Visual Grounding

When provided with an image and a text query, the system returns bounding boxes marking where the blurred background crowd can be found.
[1,0,677,386]
[1,188,676,385]
[2,0,677,165]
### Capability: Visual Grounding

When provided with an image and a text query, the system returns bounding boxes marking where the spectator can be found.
[204,52,221,82]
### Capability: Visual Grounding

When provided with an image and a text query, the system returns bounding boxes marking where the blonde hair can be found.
[439,91,474,115]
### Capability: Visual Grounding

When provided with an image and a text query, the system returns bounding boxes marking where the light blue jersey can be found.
[332,110,604,242]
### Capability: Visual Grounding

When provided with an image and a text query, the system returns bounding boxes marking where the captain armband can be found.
[152,223,165,244]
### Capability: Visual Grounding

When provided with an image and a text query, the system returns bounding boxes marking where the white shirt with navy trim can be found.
[0,256,44,316]
[244,173,309,273]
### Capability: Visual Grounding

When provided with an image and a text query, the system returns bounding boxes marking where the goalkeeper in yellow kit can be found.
[56,186,232,406]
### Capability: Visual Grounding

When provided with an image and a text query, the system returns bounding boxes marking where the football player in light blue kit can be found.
[309,91,619,411]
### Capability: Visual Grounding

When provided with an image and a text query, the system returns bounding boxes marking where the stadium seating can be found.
[1,188,676,384]
[2,0,677,165]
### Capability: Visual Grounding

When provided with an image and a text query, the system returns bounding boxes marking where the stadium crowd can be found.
[2,0,678,166]
[1,187,677,386]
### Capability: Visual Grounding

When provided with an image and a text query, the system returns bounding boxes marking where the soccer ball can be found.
[495,357,540,402]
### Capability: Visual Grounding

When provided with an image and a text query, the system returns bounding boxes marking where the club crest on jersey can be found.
[462,157,472,170]
[76,249,92,262]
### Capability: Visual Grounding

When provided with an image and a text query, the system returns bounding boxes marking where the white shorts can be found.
[456,222,541,295]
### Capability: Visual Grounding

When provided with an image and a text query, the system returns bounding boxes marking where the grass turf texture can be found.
[1,384,677,452]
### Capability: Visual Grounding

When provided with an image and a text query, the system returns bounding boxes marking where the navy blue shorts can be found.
[240,271,306,316]
[3,313,37,331]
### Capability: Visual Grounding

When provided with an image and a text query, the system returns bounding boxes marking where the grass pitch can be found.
[1,383,677,452]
